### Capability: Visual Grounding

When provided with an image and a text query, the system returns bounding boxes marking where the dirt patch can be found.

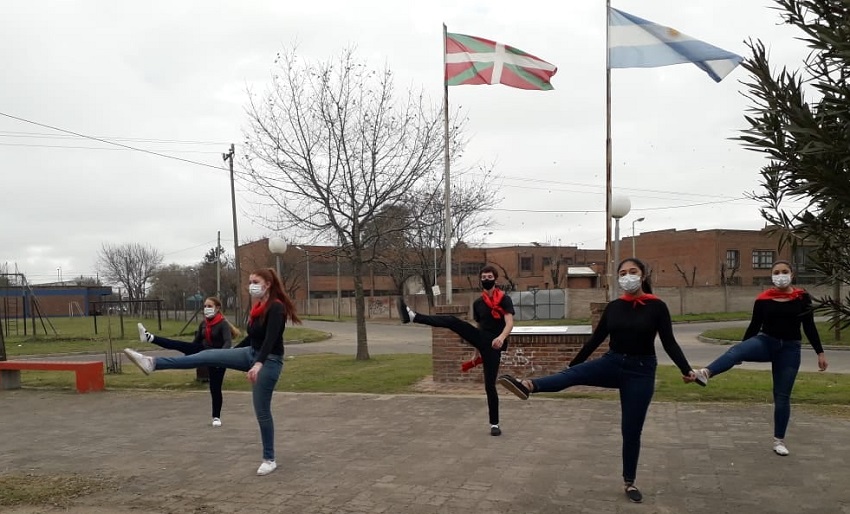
[0,473,112,509]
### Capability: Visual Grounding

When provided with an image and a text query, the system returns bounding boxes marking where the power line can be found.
[0,142,221,154]
[0,111,230,173]
[0,130,228,145]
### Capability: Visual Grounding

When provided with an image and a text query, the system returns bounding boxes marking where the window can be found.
[459,262,485,275]
[542,257,552,267]
[725,249,740,270]
[520,256,533,272]
[752,250,775,269]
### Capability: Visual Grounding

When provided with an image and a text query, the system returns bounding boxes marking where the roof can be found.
[567,266,597,277]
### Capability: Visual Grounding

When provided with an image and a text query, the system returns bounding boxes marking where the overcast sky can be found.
[1,0,809,284]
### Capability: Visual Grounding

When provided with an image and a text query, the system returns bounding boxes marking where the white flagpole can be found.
[443,23,453,304]
[605,0,614,301]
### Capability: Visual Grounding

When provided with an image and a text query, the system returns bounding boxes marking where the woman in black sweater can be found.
[498,258,700,504]
[137,296,236,427]
[690,260,828,456]
[124,268,300,476]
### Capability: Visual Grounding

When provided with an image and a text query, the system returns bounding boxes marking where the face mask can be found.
[480,279,496,290]
[618,274,642,293]
[203,307,216,318]
[772,274,792,289]
[248,283,266,298]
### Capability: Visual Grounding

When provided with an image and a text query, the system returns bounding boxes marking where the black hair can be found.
[479,265,499,279]
[617,257,653,294]
[771,260,793,271]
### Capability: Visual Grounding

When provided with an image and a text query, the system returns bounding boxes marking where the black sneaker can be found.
[625,484,643,503]
[497,375,530,400]
[396,298,411,324]
[490,425,501,436]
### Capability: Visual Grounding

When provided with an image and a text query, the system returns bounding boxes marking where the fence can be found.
[299,283,848,321]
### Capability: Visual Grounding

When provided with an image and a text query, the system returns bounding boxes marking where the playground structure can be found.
[0,272,58,337]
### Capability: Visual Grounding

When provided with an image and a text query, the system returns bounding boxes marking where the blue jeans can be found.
[706,333,801,438]
[154,347,283,460]
[532,352,656,483]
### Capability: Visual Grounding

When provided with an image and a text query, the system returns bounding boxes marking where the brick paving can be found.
[3,388,850,513]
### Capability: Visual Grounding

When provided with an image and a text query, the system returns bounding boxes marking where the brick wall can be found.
[431,304,609,384]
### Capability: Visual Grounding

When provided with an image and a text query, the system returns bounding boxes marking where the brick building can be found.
[623,227,817,287]
[238,227,818,306]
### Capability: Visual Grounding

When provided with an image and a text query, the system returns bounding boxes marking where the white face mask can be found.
[248,283,266,298]
[618,274,642,294]
[772,274,792,289]
[203,307,216,318]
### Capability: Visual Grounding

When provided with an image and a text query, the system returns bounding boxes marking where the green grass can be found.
[701,321,847,346]
[3,316,330,357]
[16,355,850,409]
[19,353,432,394]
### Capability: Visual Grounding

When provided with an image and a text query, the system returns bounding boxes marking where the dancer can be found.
[690,260,828,456]
[124,268,300,476]
[498,258,700,503]
[397,265,513,436]
[137,296,237,427]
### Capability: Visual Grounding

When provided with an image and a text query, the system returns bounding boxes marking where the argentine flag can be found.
[608,7,743,82]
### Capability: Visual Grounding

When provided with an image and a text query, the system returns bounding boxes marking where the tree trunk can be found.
[351,252,370,361]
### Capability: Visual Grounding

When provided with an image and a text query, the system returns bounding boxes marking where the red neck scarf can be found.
[203,312,224,343]
[248,298,282,325]
[757,287,806,301]
[481,288,506,319]
[619,293,661,307]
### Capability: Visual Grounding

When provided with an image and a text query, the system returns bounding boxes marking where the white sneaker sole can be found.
[123,349,152,375]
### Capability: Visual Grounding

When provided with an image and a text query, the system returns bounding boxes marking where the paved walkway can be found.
[3,388,850,513]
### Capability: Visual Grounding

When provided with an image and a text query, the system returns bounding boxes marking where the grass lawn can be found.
[700,321,847,346]
[3,316,330,357]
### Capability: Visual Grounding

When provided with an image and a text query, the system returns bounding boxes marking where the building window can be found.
[459,262,486,275]
[752,250,775,269]
[725,249,740,270]
[542,257,551,267]
[520,256,533,272]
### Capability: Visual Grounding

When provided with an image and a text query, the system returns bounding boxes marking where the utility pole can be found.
[215,230,222,299]
[223,144,241,325]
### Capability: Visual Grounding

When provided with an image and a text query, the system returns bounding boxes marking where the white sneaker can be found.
[773,439,789,456]
[257,460,277,476]
[137,323,154,343]
[693,368,710,387]
[212,418,222,427]
[123,348,155,375]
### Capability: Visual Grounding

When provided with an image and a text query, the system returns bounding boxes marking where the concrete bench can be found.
[0,360,105,393]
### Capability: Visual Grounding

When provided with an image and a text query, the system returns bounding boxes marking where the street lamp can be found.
[610,195,632,300]
[268,236,288,277]
[631,217,645,258]
[294,245,310,315]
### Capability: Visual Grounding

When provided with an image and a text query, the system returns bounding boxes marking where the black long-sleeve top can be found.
[570,298,693,376]
[235,301,286,363]
[743,294,824,354]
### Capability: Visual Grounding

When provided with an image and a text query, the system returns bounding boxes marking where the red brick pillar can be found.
[431,304,476,384]
[588,301,609,357]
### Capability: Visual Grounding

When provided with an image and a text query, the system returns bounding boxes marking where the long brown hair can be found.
[205,296,241,337]
[250,267,302,324]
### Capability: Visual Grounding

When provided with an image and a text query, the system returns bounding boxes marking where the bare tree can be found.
[97,243,163,305]
[243,47,463,360]
[673,263,696,287]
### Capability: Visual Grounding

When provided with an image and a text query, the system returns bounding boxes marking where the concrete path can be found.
[2,389,849,513]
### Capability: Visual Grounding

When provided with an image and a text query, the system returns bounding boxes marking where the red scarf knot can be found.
[248,298,283,326]
[619,293,661,308]
[481,288,506,319]
[756,287,806,301]
[203,312,224,344]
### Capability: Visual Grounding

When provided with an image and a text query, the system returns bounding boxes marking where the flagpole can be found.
[443,23,453,305]
[605,0,614,301]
